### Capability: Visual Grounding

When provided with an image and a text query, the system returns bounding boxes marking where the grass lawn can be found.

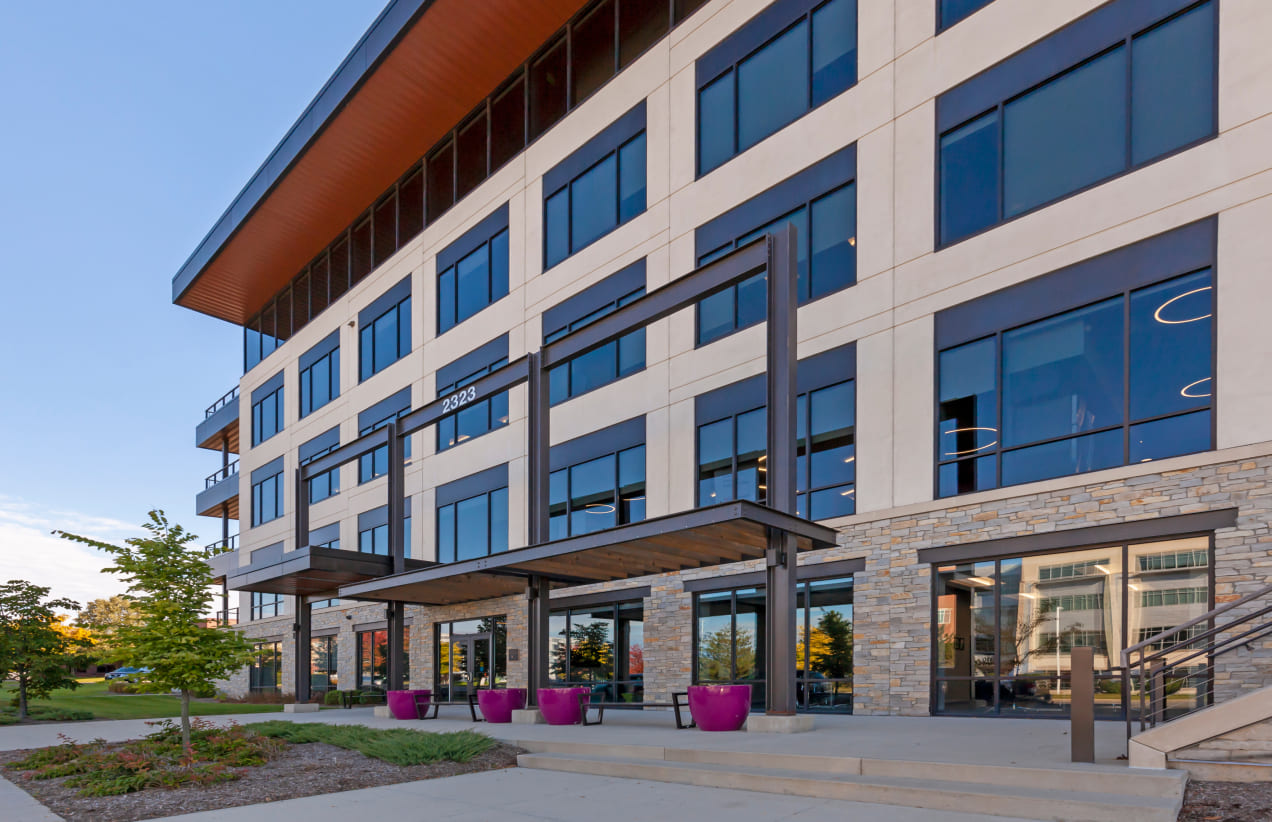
[2,680,283,722]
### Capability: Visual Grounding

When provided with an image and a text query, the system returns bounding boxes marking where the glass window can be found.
[695,180,855,346]
[358,522,388,556]
[938,1,1216,245]
[572,0,616,104]
[299,347,339,418]
[359,404,412,484]
[697,0,857,174]
[939,0,995,30]
[549,444,645,539]
[933,539,1210,719]
[251,384,284,447]
[435,616,508,702]
[545,132,646,268]
[250,470,283,527]
[937,268,1213,497]
[545,286,646,405]
[550,599,645,703]
[249,641,282,692]
[530,37,568,140]
[250,592,283,620]
[359,295,411,381]
[301,443,340,504]
[310,635,338,693]
[490,78,526,172]
[437,358,510,453]
[439,229,509,334]
[620,0,668,67]
[437,486,508,564]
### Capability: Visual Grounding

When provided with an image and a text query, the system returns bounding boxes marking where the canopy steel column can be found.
[525,352,552,705]
[764,225,799,716]
[294,597,312,702]
[387,421,407,691]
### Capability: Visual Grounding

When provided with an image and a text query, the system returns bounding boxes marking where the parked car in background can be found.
[104,666,151,681]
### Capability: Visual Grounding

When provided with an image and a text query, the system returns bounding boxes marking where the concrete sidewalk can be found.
[150,767,1045,822]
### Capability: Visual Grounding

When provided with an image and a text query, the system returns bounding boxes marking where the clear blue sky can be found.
[0,1,387,604]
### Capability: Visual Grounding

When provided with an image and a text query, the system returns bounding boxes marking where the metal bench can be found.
[576,691,694,728]
[415,692,439,720]
[339,690,386,709]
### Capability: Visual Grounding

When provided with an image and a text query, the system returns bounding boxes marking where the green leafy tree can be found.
[0,580,81,719]
[810,610,853,679]
[75,594,137,663]
[57,511,255,749]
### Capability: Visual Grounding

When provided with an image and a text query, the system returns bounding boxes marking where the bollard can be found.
[1070,646,1095,763]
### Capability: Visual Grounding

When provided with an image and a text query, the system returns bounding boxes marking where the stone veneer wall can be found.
[220,451,1272,713]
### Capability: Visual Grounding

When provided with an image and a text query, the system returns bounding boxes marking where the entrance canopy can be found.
[337,500,837,606]
[225,543,434,596]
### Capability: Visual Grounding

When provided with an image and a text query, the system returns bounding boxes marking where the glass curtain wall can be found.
[249,641,282,692]
[435,616,508,702]
[357,627,410,692]
[310,636,338,694]
[549,600,644,703]
[694,577,853,712]
[933,537,1211,718]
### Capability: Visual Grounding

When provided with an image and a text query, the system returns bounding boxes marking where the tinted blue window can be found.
[737,21,809,152]
[437,487,508,563]
[251,472,283,527]
[302,444,340,504]
[618,134,647,223]
[438,505,455,563]
[697,288,735,345]
[360,296,410,380]
[550,444,645,538]
[359,524,388,556]
[570,155,619,253]
[359,410,411,483]
[245,327,263,371]
[619,445,646,523]
[549,470,568,541]
[547,286,646,405]
[456,496,489,561]
[489,230,510,302]
[300,349,338,417]
[809,185,856,299]
[570,454,617,536]
[811,0,857,106]
[490,488,509,554]
[456,247,489,323]
[698,72,734,174]
[698,419,734,504]
[1003,48,1127,218]
[251,387,283,447]
[937,267,1215,497]
[939,0,994,30]
[439,229,509,334]
[1131,3,1216,166]
[437,355,510,452]
[545,190,570,268]
[939,111,999,245]
[438,268,457,331]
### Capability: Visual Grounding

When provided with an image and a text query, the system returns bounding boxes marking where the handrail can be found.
[214,608,239,626]
[1123,580,1272,740]
[207,534,239,553]
[205,386,240,418]
[205,460,240,489]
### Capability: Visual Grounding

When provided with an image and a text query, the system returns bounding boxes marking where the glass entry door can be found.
[442,632,493,702]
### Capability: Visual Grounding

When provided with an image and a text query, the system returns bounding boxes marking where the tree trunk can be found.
[16,676,28,720]
[180,689,192,751]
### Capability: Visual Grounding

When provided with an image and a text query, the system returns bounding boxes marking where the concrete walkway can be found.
[152,767,1044,822]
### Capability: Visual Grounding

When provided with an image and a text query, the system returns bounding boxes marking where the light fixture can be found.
[1180,377,1212,399]
[1018,592,1038,600]
[1094,564,1112,575]
[584,504,616,514]
[942,427,999,456]
[844,456,855,463]
[840,489,855,496]
[967,576,994,586]
[1153,286,1212,325]
[847,237,856,247]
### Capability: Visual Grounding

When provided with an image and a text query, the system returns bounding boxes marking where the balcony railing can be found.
[207,534,239,554]
[205,460,239,489]
[206,386,239,419]
[214,608,239,627]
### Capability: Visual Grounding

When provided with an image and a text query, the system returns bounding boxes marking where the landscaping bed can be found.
[0,720,521,822]
[1179,780,1272,821]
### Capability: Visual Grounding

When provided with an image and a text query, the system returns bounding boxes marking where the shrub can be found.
[216,690,289,705]
[246,721,495,766]
[1098,679,1122,695]
[323,690,342,706]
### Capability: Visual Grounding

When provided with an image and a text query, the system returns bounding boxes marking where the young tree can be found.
[0,581,81,719]
[57,511,255,749]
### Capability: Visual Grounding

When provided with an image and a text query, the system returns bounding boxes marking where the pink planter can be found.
[536,686,591,725]
[386,689,432,720]
[687,684,752,732]
[476,688,527,723]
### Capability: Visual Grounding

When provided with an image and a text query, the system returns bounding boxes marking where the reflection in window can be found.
[545,286,645,404]
[359,294,411,381]
[250,470,283,527]
[544,133,646,268]
[436,487,509,564]
[250,592,283,620]
[357,628,410,692]
[698,380,856,520]
[299,347,339,418]
[359,404,412,484]
[697,0,857,174]
[939,0,994,30]
[310,636,338,693]
[435,616,507,702]
[549,445,646,540]
[438,229,509,334]
[932,538,1211,718]
[938,1,1216,244]
[549,600,645,703]
[249,641,282,692]
[251,383,284,447]
[938,269,1213,497]
[301,442,340,504]
[437,357,509,452]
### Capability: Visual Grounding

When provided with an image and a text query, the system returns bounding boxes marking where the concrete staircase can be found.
[517,739,1186,822]
[1130,686,1272,781]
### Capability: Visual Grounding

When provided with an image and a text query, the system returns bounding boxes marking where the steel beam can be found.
[526,575,551,706]
[387,421,405,575]
[526,351,551,547]
[764,225,799,717]
[294,597,312,703]
[294,467,309,550]
[387,601,406,691]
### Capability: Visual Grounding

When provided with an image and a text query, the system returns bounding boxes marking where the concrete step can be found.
[517,752,1183,822]
[1169,757,1272,782]
[516,738,1186,799]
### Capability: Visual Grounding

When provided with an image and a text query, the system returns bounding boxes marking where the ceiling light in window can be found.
[967,576,994,586]
[1180,377,1212,398]
[840,489,855,496]
[942,427,999,456]
[1153,286,1212,325]
[584,504,616,514]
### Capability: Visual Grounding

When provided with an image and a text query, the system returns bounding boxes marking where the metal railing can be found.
[205,459,239,489]
[1123,580,1272,739]
[214,608,239,627]
[205,386,239,418]
[207,534,239,554]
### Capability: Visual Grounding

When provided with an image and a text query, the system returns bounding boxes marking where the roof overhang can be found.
[225,543,435,596]
[173,0,589,324]
[337,501,840,606]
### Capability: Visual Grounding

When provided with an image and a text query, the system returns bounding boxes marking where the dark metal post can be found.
[526,575,551,706]
[294,468,309,550]
[222,434,229,469]
[764,225,799,716]
[1070,646,1095,762]
[1149,660,1166,726]
[387,602,406,691]
[294,597,312,703]
[526,352,551,547]
[387,421,405,574]
[221,581,229,624]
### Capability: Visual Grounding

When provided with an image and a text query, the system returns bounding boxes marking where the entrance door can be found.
[446,632,493,702]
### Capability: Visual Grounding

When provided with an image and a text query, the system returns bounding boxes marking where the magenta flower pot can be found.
[477,688,527,723]
[386,689,432,720]
[537,686,591,725]
[687,684,752,731]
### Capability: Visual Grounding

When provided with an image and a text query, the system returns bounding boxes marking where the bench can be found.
[576,691,694,728]
[339,690,386,709]
[415,692,439,720]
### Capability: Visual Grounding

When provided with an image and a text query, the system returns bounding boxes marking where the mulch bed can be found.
[1179,780,1272,821]
[0,740,523,822]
